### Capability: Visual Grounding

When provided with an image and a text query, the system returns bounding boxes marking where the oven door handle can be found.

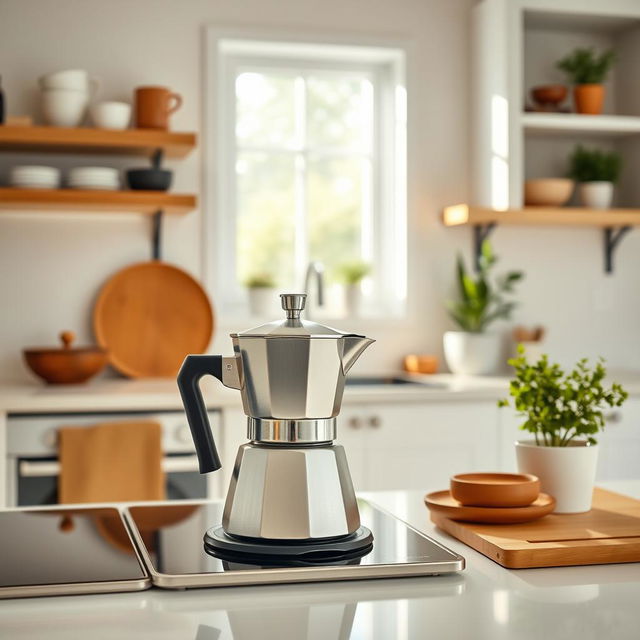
[18,455,200,478]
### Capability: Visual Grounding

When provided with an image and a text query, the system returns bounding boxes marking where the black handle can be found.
[177,355,223,473]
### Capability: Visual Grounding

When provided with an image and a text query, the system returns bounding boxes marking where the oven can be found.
[5,410,220,507]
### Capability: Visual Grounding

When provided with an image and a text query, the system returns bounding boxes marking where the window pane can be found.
[236,72,296,147]
[307,156,367,278]
[236,152,296,287]
[306,75,373,151]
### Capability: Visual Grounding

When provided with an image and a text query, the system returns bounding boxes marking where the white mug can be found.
[41,89,89,127]
[90,101,131,130]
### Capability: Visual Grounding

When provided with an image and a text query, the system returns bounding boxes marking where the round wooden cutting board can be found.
[93,262,214,378]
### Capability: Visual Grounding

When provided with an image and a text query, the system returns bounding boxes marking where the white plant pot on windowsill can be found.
[578,181,614,210]
[515,440,598,513]
[247,287,277,317]
[443,331,502,375]
[343,283,362,317]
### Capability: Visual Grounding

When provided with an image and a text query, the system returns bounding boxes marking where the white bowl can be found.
[90,101,131,130]
[39,69,94,92]
[41,89,89,127]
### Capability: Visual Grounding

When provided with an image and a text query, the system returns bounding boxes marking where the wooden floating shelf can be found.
[0,125,196,158]
[443,204,640,228]
[0,188,196,215]
[522,113,640,138]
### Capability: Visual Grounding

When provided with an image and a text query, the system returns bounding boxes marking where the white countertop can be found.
[5,370,640,414]
[1,480,639,639]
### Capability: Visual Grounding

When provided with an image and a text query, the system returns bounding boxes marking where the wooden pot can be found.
[573,84,604,115]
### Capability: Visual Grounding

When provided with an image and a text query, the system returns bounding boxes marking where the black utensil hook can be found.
[152,209,163,260]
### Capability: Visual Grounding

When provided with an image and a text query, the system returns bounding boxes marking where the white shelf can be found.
[522,113,640,138]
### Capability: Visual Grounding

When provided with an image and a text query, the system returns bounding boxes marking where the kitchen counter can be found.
[1,481,639,640]
[3,369,640,414]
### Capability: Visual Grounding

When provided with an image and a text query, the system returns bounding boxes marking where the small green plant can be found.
[243,272,276,288]
[568,145,622,183]
[336,260,371,285]
[446,242,523,333]
[556,47,616,84]
[498,347,627,447]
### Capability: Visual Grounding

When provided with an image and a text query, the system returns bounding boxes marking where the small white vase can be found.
[443,331,502,375]
[247,287,276,316]
[579,181,614,210]
[515,440,598,513]
[344,283,362,317]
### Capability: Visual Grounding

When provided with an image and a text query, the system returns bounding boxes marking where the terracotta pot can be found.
[573,84,604,115]
[524,178,574,206]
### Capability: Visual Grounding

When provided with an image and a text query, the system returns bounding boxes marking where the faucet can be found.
[304,261,325,310]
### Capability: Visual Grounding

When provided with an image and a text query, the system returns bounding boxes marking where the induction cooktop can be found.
[124,498,465,589]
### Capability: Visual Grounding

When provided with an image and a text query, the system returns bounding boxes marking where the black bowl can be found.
[125,168,173,191]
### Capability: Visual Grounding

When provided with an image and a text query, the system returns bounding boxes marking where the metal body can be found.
[176,292,374,543]
[222,443,360,540]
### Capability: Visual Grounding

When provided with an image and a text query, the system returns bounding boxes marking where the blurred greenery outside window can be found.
[215,39,406,316]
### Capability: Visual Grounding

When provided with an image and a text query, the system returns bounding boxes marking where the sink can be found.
[345,376,446,389]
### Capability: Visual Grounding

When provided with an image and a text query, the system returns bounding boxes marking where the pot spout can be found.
[341,336,375,374]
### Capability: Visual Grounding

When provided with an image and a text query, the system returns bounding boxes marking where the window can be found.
[207,35,406,317]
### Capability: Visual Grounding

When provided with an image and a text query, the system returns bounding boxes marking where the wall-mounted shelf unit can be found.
[0,188,196,215]
[443,204,639,274]
[0,125,197,158]
[522,113,640,138]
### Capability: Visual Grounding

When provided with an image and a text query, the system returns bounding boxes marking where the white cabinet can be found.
[498,400,640,481]
[337,401,500,492]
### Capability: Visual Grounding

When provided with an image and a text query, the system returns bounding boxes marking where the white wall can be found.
[1,0,637,384]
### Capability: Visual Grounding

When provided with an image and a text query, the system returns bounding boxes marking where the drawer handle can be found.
[368,416,381,428]
[348,417,362,429]
[19,456,200,478]
[605,411,622,424]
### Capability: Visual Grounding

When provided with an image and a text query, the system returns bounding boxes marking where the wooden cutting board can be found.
[430,488,640,569]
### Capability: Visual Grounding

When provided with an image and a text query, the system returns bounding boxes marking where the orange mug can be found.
[134,86,182,130]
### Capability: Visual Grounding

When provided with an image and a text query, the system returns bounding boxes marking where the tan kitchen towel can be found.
[58,420,165,503]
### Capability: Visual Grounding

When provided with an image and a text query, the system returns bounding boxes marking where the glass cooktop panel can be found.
[127,499,460,575]
[0,508,147,588]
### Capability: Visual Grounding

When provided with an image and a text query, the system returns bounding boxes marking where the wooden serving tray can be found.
[430,488,640,569]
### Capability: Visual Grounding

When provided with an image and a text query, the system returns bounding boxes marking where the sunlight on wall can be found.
[491,94,509,211]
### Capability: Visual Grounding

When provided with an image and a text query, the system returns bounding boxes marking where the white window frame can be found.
[204,29,407,319]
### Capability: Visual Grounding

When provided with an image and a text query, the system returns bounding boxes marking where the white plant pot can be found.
[343,283,362,317]
[515,440,598,513]
[579,181,614,210]
[247,287,277,316]
[443,331,502,375]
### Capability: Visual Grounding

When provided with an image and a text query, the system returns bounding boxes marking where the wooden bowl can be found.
[403,354,439,374]
[524,178,574,206]
[531,84,567,107]
[450,472,540,507]
[23,331,108,384]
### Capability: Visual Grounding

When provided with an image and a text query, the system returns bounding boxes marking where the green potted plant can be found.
[444,242,523,375]
[568,145,622,209]
[336,260,371,317]
[244,272,277,316]
[556,47,616,115]
[499,348,627,513]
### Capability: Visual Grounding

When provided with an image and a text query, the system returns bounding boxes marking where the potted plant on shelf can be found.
[568,145,622,210]
[244,273,277,316]
[444,242,523,376]
[556,47,616,115]
[337,260,371,317]
[499,348,627,513]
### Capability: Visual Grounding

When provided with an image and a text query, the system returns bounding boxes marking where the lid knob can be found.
[280,293,306,320]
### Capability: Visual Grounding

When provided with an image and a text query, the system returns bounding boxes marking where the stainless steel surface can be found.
[248,418,336,444]
[124,498,465,589]
[304,262,325,308]
[223,294,374,420]
[0,506,150,599]
[223,443,360,540]
[18,455,200,477]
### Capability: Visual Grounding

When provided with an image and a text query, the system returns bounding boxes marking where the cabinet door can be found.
[349,401,499,492]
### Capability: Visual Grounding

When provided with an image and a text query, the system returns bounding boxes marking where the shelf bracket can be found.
[152,210,163,260]
[473,223,496,271]
[604,226,631,274]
